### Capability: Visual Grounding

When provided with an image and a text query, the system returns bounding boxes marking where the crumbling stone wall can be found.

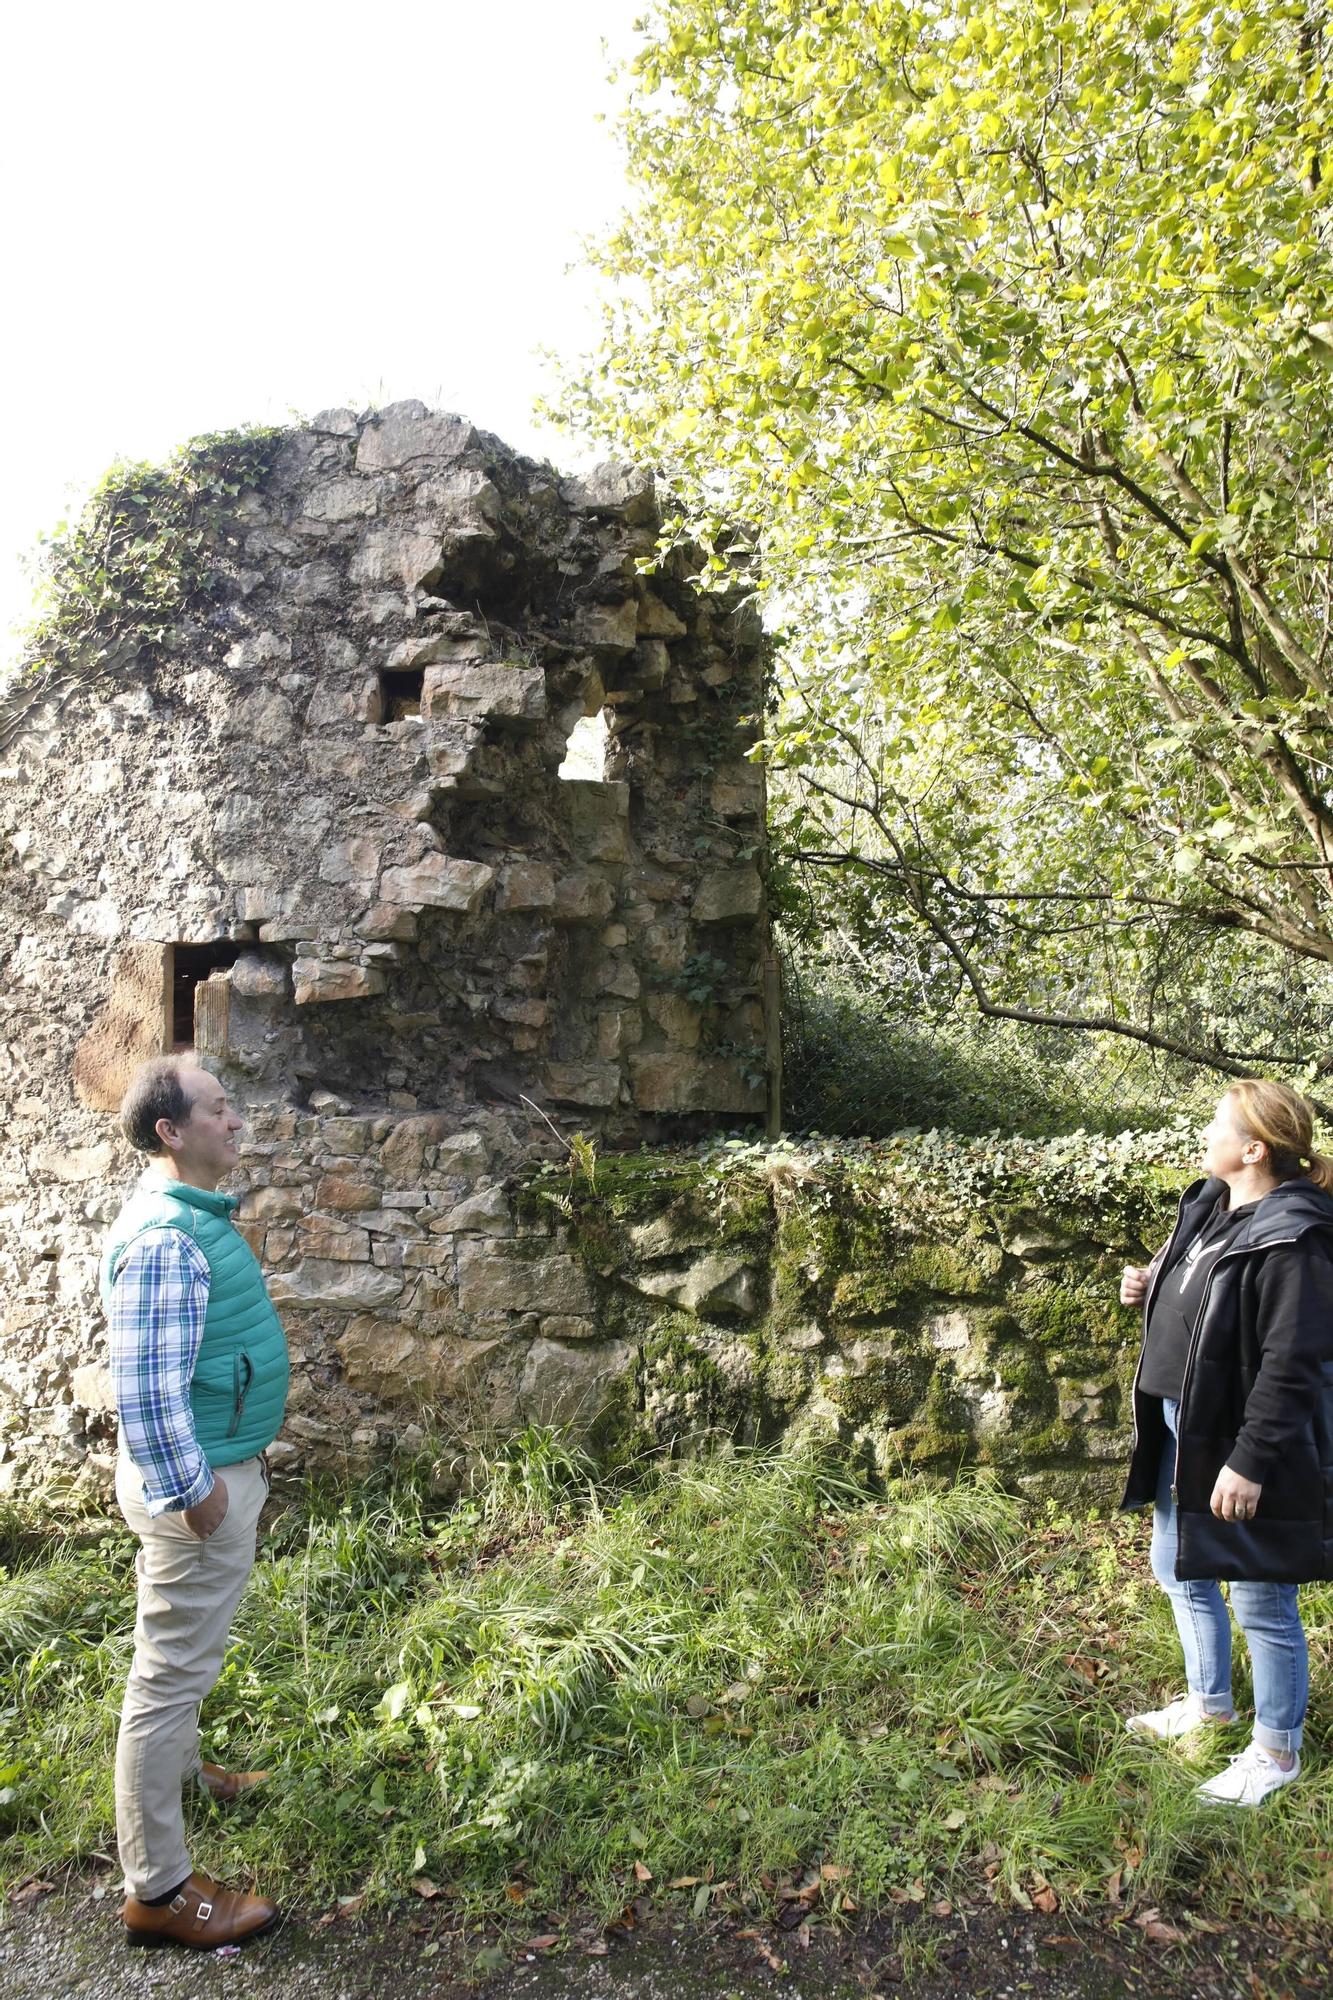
[0,404,770,1501]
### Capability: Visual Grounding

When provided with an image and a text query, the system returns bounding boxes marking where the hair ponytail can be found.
[1226,1078,1333,1188]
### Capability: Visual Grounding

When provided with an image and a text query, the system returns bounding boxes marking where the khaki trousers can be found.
[114,1453,268,1899]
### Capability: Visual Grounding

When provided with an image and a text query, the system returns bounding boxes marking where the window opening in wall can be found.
[559,708,610,781]
[170,942,243,1048]
[378,666,424,720]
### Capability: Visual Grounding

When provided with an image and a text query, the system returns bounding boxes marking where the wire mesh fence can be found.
[777,940,1212,1140]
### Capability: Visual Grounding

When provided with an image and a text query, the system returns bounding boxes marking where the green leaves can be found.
[557,0,1333,1057]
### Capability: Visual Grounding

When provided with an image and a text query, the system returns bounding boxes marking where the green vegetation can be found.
[16,424,288,695]
[3,1441,1331,1930]
[563,0,1333,1098]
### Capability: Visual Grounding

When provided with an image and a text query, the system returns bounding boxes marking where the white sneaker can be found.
[1196,1740,1300,1808]
[1125,1691,1235,1740]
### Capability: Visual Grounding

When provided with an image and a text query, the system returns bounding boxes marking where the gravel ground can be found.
[2,1891,1330,2000]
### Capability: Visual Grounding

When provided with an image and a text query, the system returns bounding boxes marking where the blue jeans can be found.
[1152,1398,1307,1754]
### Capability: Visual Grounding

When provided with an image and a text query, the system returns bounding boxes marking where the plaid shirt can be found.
[107,1228,215,1516]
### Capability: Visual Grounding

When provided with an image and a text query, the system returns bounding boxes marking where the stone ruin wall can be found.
[0,403,772,1502]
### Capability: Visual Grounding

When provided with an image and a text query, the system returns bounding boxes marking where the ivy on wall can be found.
[3,425,290,747]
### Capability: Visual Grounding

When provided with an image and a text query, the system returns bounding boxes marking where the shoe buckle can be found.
[169,1893,188,1912]
[196,1900,213,1922]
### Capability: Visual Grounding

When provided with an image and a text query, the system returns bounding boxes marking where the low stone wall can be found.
[1,1124,1192,1508]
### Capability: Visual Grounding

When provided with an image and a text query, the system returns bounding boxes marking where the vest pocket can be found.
[227,1351,255,1438]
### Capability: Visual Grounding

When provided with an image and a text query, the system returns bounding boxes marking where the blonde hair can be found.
[1226,1079,1333,1192]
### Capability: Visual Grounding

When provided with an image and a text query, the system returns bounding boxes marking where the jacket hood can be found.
[1180,1173,1333,1249]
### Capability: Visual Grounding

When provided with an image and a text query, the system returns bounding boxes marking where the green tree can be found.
[561,0,1333,1090]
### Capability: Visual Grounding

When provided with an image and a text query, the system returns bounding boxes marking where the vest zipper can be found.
[227,1351,254,1439]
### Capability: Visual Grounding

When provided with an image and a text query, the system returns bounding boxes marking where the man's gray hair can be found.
[119,1056,197,1155]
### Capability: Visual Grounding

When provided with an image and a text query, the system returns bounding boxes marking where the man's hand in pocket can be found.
[183,1475,229,1540]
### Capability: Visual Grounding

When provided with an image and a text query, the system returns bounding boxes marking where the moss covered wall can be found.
[523,1129,1196,1503]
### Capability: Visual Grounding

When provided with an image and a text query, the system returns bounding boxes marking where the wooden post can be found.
[764,952,782,1139]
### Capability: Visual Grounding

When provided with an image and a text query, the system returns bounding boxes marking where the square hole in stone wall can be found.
[170,942,243,1048]
[378,666,424,720]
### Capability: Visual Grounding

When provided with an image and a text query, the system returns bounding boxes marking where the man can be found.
[100,1055,289,1949]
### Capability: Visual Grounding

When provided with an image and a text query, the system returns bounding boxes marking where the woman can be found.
[1120,1079,1333,1806]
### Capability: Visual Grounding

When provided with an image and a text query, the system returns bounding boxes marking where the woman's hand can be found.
[1210,1464,1263,1522]
[1120,1264,1151,1306]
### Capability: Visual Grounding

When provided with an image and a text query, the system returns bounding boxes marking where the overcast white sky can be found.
[0,0,642,668]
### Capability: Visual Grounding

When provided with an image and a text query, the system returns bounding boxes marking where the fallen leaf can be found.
[1136,1913,1189,1945]
[1032,1881,1059,1915]
[796,1920,812,1949]
[1104,1869,1123,1905]
[505,1883,527,1905]
[718,1681,751,1705]
[685,1693,712,1719]
[8,1881,55,1907]
[668,1876,701,1890]
[526,1933,560,1951]
[943,1808,967,1831]
[820,1863,849,1881]
[583,1940,609,1956]
[633,1861,653,1884]
[411,1876,440,1900]
[931,1899,953,1918]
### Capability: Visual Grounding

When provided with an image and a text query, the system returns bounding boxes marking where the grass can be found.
[2,1439,1332,1936]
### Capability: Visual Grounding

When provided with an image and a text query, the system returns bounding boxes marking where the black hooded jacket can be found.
[1121,1174,1333,1583]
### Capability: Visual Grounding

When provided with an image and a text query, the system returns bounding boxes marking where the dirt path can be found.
[1,1890,1328,2000]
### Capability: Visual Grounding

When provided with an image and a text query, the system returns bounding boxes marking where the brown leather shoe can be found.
[122,1871,279,1949]
[198,1760,270,1803]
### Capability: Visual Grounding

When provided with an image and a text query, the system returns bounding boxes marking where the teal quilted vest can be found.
[100,1172,289,1465]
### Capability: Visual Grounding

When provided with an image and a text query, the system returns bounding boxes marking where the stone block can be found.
[631,1249,760,1318]
[422,661,546,728]
[575,599,640,653]
[380,1113,455,1178]
[519,1338,636,1434]
[378,855,494,911]
[645,994,702,1048]
[629,1053,766,1116]
[553,868,616,926]
[320,1117,374,1155]
[354,403,476,472]
[297,1215,371,1261]
[456,1243,594,1316]
[349,526,443,590]
[311,407,359,435]
[230,952,289,1000]
[315,1175,380,1213]
[292,960,387,1005]
[336,1317,504,1401]
[540,1316,598,1341]
[242,1186,305,1221]
[636,591,687,640]
[268,1261,403,1311]
[693,866,764,925]
[629,639,669,690]
[71,1362,115,1411]
[301,479,376,523]
[561,779,629,862]
[319,836,381,886]
[493,997,548,1027]
[496,862,555,912]
[710,764,764,818]
[435,1131,491,1175]
[440,1186,513,1234]
[559,462,656,523]
[544,1062,621,1107]
[29,1141,116,1183]
[357,903,418,941]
